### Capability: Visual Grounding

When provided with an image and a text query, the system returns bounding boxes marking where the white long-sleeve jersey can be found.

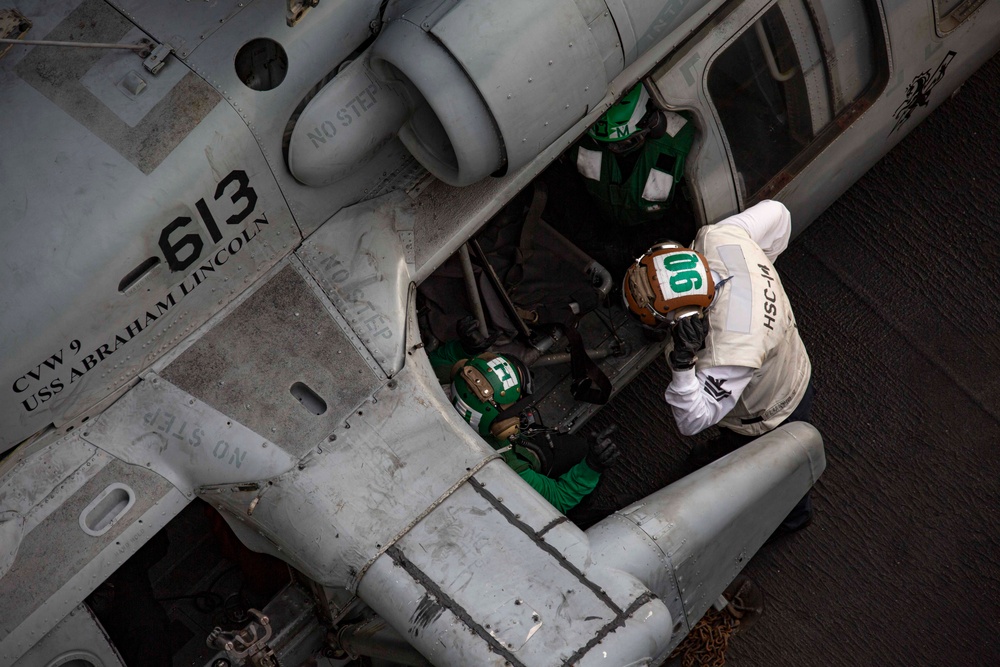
[664,200,809,436]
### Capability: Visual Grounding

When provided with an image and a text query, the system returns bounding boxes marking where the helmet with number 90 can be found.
[623,242,715,327]
[450,353,525,441]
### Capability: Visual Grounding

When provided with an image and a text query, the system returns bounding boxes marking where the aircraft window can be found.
[934,0,987,33]
[937,0,965,15]
[235,38,289,91]
[707,0,880,201]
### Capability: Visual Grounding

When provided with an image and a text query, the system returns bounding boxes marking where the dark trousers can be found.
[693,382,815,532]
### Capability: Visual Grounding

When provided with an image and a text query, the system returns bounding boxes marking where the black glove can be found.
[456,315,499,354]
[668,314,707,371]
[585,424,620,473]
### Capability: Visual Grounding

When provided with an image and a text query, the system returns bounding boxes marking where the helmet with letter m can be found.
[589,83,654,153]
[450,352,528,442]
[622,242,716,328]
[588,82,671,153]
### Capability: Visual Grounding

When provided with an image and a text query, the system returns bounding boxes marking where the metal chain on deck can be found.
[668,608,739,667]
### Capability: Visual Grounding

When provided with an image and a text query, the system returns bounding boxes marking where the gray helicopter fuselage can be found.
[1,0,998,664]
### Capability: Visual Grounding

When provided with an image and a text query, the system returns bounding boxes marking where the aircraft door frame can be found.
[645,0,761,226]
[647,0,890,228]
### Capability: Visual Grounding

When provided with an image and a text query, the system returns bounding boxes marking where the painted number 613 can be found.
[158,170,258,272]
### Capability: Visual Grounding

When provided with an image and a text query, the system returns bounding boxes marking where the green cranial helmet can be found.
[589,83,650,143]
[450,353,523,439]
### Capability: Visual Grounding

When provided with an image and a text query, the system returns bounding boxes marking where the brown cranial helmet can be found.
[623,242,715,327]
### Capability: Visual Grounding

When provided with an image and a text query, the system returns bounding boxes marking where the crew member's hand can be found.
[668,314,707,371]
[585,424,620,473]
[456,315,499,354]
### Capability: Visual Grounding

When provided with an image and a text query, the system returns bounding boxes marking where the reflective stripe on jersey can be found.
[642,168,674,201]
[716,244,753,334]
[576,147,603,180]
[662,110,688,137]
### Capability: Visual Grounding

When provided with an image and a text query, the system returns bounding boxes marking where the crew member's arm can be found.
[717,200,792,261]
[504,426,618,514]
[427,340,472,385]
[664,315,754,435]
[515,463,600,514]
[664,365,753,435]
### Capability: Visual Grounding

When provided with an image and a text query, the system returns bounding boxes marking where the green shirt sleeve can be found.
[427,340,473,385]
[516,460,601,514]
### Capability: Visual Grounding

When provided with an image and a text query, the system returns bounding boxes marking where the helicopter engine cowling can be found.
[288,0,709,189]
[286,59,411,188]
[367,0,621,187]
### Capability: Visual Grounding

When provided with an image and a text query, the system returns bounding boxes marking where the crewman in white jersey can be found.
[622,200,814,535]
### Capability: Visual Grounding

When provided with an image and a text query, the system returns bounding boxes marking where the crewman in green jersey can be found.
[429,318,619,513]
[570,82,695,227]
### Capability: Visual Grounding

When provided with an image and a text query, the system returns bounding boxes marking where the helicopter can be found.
[1,0,998,665]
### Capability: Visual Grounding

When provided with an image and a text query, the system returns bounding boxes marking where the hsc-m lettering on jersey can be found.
[758,263,776,330]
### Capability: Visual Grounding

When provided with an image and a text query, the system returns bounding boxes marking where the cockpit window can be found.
[707,0,884,202]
